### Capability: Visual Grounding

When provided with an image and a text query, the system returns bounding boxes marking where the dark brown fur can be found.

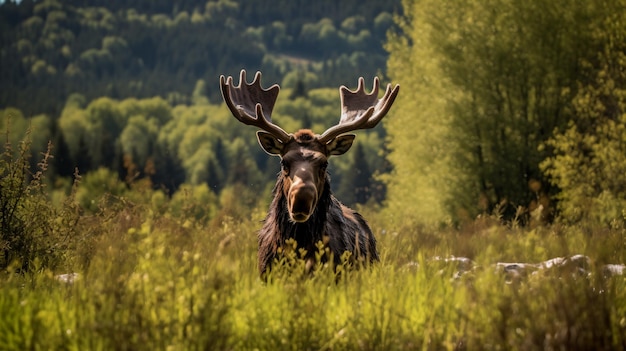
[257,131,379,277]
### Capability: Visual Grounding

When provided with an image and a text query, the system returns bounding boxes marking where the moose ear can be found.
[326,134,355,156]
[257,131,284,155]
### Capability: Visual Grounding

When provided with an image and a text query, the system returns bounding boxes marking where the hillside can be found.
[0,0,401,116]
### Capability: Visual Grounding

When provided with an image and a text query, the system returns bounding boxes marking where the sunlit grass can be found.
[1,139,625,350]
[1,195,625,350]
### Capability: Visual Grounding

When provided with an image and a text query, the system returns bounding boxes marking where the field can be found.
[2,0,626,349]
[0,136,624,351]
[1,187,625,350]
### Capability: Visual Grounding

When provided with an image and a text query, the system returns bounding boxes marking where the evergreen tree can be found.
[336,143,373,206]
[353,143,372,204]
[211,137,228,192]
[75,135,91,174]
[289,79,308,100]
[51,127,74,178]
[192,79,209,105]
[151,143,185,194]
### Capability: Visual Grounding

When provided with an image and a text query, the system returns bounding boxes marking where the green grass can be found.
[1,137,625,350]
[1,198,625,350]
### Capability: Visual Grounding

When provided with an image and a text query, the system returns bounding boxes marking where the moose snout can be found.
[288,181,318,222]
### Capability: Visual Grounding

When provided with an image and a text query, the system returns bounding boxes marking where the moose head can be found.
[220,70,399,223]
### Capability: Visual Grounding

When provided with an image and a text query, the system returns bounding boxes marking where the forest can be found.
[0,0,397,210]
[0,0,399,116]
[1,0,626,350]
[385,0,626,228]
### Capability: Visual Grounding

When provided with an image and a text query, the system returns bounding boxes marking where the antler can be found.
[318,77,400,143]
[220,70,291,143]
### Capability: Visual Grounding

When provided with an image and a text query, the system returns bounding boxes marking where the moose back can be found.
[220,70,399,277]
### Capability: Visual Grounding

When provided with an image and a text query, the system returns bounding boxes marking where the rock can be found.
[602,264,626,277]
[55,272,79,284]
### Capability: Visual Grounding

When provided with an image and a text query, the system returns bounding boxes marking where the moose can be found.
[220,70,399,277]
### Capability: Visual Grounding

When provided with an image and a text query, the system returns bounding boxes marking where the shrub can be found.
[0,130,80,272]
[75,167,128,213]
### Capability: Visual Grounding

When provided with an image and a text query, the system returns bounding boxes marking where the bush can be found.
[0,130,80,272]
[75,167,128,213]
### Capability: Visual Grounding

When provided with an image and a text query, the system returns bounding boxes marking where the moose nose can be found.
[288,181,317,222]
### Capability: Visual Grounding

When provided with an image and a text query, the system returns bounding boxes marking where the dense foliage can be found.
[385,0,626,226]
[0,135,79,271]
[0,0,394,209]
[0,0,399,116]
[1,87,387,213]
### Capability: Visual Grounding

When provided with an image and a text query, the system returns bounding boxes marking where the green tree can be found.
[209,137,228,192]
[288,79,308,100]
[541,4,626,226]
[119,115,159,174]
[225,137,263,187]
[191,79,210,105]
[151,142,185,194]
[58,94,89,161]
[74,135,92,173]
[28,114,52,154]
[76,167,128,213]
[168,183,219,223]
[383,1,457,226]
[85,97,124,168]
[50,125,74,178]
[384,0,607,225]
[338,142,373,205]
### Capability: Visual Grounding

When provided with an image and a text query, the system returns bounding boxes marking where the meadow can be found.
[3,1,626,349]
[1,143,625,350]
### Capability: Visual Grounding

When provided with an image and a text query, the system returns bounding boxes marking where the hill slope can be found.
[0,0,401,116]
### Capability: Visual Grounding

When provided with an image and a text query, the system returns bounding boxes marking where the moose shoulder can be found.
[219,70,399,278]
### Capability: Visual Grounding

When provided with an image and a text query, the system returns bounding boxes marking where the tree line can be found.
[0,0,399,117]
[4,0,624,228]
[0,0,398,215]
[385,0,626,227]
[0,84,387,213]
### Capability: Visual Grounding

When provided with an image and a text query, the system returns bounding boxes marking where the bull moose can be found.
[219,70,399,277]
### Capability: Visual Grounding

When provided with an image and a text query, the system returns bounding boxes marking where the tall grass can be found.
[1,201,624,350]
[0,139,625,350]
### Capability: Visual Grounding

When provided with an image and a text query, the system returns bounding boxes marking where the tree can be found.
[119,115,158,174]
[352,143,373,204]
[51,124,74,178]
[75,167,127,213]
[289,79,308,100]
[209,137,228,192]
[0,108,29,154]
[333,142,375,206]
[1,0,401,117]
[74,135,91,174]
[151,142,185,194]
[384,0,607,225]
[191,79,209,105]
[225,137,263,188]
[382,0,458,226]
[541,3,626,226]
